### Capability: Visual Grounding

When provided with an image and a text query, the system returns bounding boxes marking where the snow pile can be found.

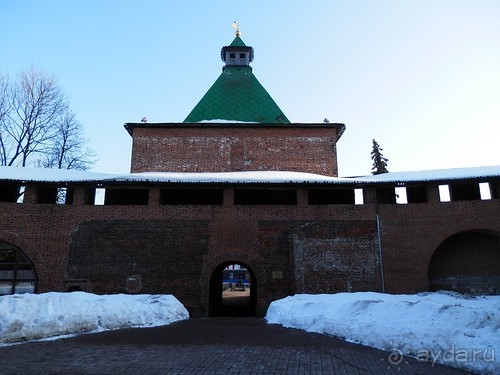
[0,292,189,344]
[266,292,499,374]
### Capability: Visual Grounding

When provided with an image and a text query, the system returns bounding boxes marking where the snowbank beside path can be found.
[265,291,500,374]
[0,292,189,344]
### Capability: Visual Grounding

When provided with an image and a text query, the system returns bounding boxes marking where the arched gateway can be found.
[209,261,257,317]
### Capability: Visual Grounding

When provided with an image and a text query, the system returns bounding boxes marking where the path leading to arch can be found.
[0,318,471,374]
[222,288,251,307]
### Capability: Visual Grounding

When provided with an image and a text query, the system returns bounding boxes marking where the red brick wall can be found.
[1,185,498,316]
[129,124,341,176]
[376,200,500,294]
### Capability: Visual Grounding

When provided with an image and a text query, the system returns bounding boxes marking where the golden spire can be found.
[231,21,241,37]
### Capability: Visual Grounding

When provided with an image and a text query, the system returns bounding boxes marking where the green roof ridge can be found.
[184,66,290,124]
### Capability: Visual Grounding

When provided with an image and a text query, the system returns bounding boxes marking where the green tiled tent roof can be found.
[184,36,290,124]
[229,36,246,47]
[184,67,289,123]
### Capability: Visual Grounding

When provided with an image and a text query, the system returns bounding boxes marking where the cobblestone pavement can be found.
[0,318,471,374]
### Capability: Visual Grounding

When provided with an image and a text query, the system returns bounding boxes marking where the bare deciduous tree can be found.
[40,111,96,170]
[0,66,96,170]
[0,74,12,166]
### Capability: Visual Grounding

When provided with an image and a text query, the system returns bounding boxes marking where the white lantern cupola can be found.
[220,23,254,70]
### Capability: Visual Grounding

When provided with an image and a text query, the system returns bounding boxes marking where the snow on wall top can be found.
[357,165,500,183]
[0,165,499,185]
[0,167,110,183]
[199,119,258,124]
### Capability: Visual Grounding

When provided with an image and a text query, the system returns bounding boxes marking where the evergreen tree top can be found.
[371,139,389,175]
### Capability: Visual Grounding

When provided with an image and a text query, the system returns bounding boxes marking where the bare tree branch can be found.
[0,66,97,170]
[9,67,67,166]
[41,111,96,170]
[0,74,11,165]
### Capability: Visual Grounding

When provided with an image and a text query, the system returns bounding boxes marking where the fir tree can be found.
[371,139,389,174]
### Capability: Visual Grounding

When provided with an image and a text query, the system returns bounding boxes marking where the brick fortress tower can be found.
[125,26,345,176]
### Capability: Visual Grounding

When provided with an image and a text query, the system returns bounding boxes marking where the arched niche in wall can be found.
[0,240,38,295]
[428,230,500,295]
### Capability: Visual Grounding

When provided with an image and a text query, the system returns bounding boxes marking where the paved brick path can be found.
[0,318,471,374]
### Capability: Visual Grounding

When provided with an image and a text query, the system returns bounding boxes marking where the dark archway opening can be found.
[429,231,500,295]
[209,262,257,317]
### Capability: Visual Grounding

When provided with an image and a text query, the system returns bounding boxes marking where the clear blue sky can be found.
[2,0,499,176]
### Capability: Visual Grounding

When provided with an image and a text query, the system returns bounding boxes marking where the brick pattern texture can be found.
[1,194,498,316]
[130,125,341,176]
